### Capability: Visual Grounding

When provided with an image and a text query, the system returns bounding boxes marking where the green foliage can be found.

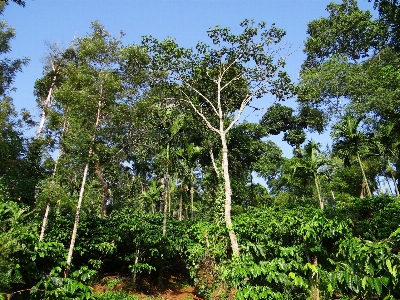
[5,3,400,299]
[32,271,94,300]
[94,290,139,300]
[260,103,325,149]
[0,199,28,292]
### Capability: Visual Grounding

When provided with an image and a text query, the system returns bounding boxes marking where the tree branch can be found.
[179,89,220,134]
[177,75,219,117]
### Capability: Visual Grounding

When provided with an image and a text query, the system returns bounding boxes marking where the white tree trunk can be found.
[220,131,240,256]
[37,67,58,138]
[65,99,102,277]
[190,186,194,221]
[162,175,168,236]
[39,203,50,242]
[179,192,183,221]
[65,160,90,277]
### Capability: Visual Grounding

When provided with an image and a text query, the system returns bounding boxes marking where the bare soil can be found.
[92,274,203,300]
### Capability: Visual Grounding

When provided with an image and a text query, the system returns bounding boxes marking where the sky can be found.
[5,0,377,157]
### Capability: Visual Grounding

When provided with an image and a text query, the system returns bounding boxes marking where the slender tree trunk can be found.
[220,131,240,257]
[65,98,102,277]
[310,255,319,300]
[190,186,194,221]
[38,118,68,242]
[168,182,171,214]
[65,160,91,278]
[360,179,366,198]
[162,175,168,236]
[357,152,371,197]
[37,74,55,242]
[39,203,50,242]
[37,68,58,138]
[179,191,183,221]
[132,249,140,284]
[314,175,323,210]
[95,162,108,218]
[330,190,336,201]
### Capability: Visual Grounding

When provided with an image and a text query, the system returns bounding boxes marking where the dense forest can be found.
[1,0,400,299]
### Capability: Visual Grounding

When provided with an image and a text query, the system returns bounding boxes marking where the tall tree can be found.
[144,20,292,256]
[40,22,150,276]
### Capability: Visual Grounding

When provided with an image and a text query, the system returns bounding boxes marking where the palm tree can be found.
[332,114,372,198]
[292,141,327,209]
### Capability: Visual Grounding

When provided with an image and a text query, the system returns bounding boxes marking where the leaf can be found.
[386,259,392,273]
[362,276,368,290]
[288,272,295,279]
[374,277,382,296]
[381,275,390,288]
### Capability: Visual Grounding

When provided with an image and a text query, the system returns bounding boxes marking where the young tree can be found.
[144,20,292,256]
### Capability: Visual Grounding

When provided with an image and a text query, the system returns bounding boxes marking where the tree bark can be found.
[220,131,240,257]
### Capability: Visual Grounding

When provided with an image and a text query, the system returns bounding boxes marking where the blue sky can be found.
[6,0,376,157]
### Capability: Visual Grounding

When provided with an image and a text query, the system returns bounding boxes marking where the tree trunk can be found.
[330,190,336,201]
[38,118,67,241]
[179,191,183,221]
[65,160,90,278]
[190,186,194,221]
[314,175,323,210]
[162,175,168,236]
[37,68,58,138]
[95,161,108,218]
[132,248,140,284]
[39,203,50,242]
[65,98,102,277]
[220,131,240,257]
[37,76,54,241]
[310,255,319,300]
[357,152,371,197]
[360,178,366,198]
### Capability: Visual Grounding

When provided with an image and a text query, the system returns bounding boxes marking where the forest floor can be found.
[92,273,204,300]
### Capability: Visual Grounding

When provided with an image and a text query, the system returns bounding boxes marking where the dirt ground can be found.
[92,274,204,300]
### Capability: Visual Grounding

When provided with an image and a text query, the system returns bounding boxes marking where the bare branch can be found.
[224,75,278,133]
[176,74,219,117]
[220,51,243,81]
[179,89,220,134]
[221,73,243,91]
